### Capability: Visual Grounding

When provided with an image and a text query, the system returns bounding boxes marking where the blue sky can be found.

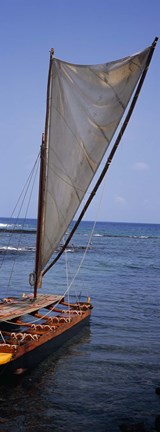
[0,0,159,223]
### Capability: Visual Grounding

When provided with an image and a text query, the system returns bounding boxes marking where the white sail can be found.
[41,47,150,270]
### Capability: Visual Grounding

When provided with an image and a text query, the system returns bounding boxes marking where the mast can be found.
[42,36,158,277]
[34,48,54,298]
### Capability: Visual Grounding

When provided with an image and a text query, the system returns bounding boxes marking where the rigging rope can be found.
[0,331,5,343]
[63,237,71,320]
[0,154,40,296]
[0,153,40,272]
[60,166,108,304]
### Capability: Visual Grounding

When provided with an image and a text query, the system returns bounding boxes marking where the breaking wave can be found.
[0,246,35,254]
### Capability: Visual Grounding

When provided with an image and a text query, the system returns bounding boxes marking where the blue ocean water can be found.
[0,217,160,431]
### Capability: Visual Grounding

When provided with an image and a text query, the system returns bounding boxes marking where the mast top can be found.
[153,36,158,44]
[50,48,54,59]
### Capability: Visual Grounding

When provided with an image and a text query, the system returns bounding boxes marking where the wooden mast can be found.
[34,48,54,298]
[42,37,158,277]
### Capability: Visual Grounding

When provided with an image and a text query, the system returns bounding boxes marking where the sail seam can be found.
[55,70,110,163]
[48,149,87,195]
[88,66,126,110]
[56,71,98,172]
[52,103,99,171]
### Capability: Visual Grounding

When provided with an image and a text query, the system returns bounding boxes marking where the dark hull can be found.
[0,312,90,377]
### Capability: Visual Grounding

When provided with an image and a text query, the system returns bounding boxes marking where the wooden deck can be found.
[0,294,62,322]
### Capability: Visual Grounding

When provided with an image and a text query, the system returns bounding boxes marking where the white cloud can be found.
[132,161,149,171]
[115,196,126,205]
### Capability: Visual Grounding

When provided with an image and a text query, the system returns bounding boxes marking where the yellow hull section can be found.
[0,353,12,365]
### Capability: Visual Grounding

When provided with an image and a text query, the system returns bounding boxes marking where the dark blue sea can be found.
[0,217,160,431]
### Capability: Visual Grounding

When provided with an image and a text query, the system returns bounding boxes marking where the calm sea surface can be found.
[0,218,160,431]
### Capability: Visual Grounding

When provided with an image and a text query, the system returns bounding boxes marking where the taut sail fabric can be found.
[41,47,150,270]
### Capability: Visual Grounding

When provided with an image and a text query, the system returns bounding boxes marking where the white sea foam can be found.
[0,223,23,229]
[0,223,11,228]
[0,246,35,252]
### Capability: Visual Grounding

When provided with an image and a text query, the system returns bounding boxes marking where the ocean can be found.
[0,217,160,431]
